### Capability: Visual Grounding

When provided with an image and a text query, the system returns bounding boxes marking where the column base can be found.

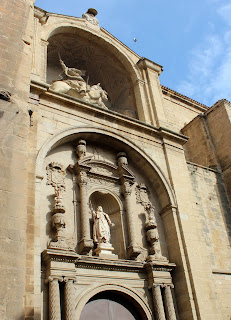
[79,238,94,254]
[128,245,142,260]
[48,239,75,251]
[146,253,169,265]
[95,243,118,260]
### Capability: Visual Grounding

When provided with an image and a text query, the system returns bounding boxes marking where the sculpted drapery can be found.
[92,206,114,244]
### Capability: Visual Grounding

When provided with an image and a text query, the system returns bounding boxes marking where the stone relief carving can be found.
[136,183,151,208]
[46,162,66,192]
[76,139,86,160]
[47,33,137,114]
[90,166,114,176]
[49,56,108,109]
[82,8,99,26]
[78,171,88,185]
[136,183,168,264]
[46,162,74,251]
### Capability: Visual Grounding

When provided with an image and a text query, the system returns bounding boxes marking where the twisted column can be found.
[78,171,93,253]
[64,278,75,320]
[152,285,166,320]
[48,277,61,320]
[123,181,136,248]
[163,285,177,320]
[78,172,90,239]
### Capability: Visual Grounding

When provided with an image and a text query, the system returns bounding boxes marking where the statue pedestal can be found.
[95,243,118,260]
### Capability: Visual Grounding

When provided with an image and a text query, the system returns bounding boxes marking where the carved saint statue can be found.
[92,206,114,244]
[58,54,88,93]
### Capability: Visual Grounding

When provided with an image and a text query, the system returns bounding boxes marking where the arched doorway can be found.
[79,291,147,320]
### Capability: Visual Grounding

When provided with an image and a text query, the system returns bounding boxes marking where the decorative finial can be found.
[82,8,99,26]
[87,8,98,16]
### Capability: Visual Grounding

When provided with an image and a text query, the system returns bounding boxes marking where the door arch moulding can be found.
[75,284,153,320]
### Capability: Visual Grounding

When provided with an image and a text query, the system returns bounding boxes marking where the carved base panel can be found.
[127,246,142,260]
[78,238,94,254]
[95,243,118,260]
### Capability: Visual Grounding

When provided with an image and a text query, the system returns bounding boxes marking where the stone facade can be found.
[0,3,231,320]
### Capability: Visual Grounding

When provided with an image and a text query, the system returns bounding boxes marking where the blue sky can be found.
[35,0,231,106]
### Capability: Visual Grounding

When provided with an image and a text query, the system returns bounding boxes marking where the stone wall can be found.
[188,163,231,319]
[0,0,35,319]
[1,3,231,319]
[182,100,231,205]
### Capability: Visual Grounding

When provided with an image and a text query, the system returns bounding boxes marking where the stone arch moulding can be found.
[36,125,176,209]
[75,284,153,320]
[41,24,140,83]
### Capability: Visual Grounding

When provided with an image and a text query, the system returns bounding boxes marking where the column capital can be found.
[46,276,63,284]
[78,171,88,185]
[122,181,133,196]
[63,277,76,283]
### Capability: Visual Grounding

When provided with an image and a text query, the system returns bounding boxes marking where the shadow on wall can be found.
[215,172,231,246]
[16,311,42,320]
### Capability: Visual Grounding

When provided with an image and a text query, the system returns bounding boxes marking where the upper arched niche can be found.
[47,27,138,118]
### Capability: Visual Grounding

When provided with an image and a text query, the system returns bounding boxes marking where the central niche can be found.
[89,191,125,259]
[47,31,137,118]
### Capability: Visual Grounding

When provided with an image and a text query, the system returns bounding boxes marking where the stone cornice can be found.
[205,98,231,116]
[137,57,163,75]
[76,256,175,273]
[42,249,79,265]
[30,80,188,145]
[161,85,208,112]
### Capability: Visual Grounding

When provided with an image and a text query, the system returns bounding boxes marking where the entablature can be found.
[30,79,188,146]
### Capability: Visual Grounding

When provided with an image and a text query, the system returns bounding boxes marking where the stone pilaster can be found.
[64,278,75,320]
[137,58,167,128]
[152,284,166,320]
[41,39,49,82]
[163,285,177,320]
[78,171,93,254]
[48,277,62,320]
[133,79,152,124]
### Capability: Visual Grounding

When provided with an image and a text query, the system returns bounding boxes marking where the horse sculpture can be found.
[49,56,109,109]
[49,80,108,109]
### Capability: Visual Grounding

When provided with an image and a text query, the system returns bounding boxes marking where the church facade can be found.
[0,1,231,319]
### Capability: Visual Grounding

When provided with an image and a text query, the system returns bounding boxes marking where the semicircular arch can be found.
[36,125,176,210]
[41,23,140,83]
[75,283,153,320]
